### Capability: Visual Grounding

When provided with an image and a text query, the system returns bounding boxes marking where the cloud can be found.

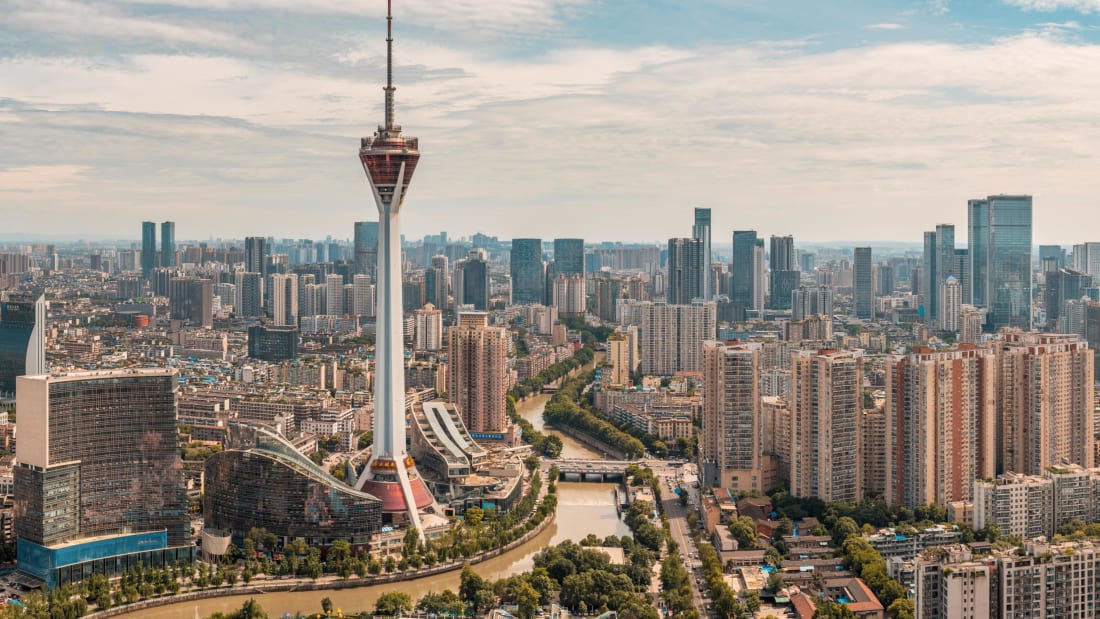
[865,23,907,30]
[926,0,952,15]
[2,12,1100,241]
[0,165,94,192]
[3,0,255,53]
[1004,0,1100,11]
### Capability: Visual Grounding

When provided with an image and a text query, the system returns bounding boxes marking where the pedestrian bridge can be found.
[555,459,635,482]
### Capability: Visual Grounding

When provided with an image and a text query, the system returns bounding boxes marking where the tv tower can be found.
[354,0,434,535]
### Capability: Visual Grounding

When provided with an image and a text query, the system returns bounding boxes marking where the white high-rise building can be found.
[752,244,766,315]
[270,273,298,327]
[938,276,961,331]
[413,303,443,352]
[325,274,345,316]
[353,274,375,317]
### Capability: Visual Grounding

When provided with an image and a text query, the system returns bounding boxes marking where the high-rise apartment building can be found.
[352,274,376,317]
[413,303,443,352]
[792,286,834,320]
[511,238,544,305]
[607,328,639,387]
[790,349,862,503]
[667,237,706,304]
[639,301,716,376]
[702,341,766,491]
[885,347,997,508]
[168,277,213,328]
[853,247,873,319]
[731,230,758,308]
[424,254,449,309]
[270,273,299,327]
[752,243,766,315]
[999,331,1094,475]
[939,276,961,332]
[235,271,263,318]
[0,294,46,395]
[141,221,157,279]
[160,221,176,267]
[914,546,993,619]
[692,208,712,300]
[969,195,1032,331]
[325,273,345,316]
[551,274,586,318]
[14,369,192,587]
[447,313,509,435]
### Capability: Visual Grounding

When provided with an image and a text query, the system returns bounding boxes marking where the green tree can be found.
[832,516,860,547]
[814,600,858,618]
[728,516,758,549]
[887,598,915,619]
[321,597,334,616]
[375,591,414,616]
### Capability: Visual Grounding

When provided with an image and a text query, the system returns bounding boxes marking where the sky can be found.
[1,0,1099,244]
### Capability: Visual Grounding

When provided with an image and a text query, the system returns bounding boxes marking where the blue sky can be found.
[1,0,1099,243]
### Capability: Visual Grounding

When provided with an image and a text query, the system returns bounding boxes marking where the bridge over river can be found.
[555,458,637,482]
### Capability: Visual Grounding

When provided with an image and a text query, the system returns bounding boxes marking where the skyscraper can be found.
[454,250,490,311]
[510,238,544,305]
[354,221,380,278]
[235,271,263,318]
[168,277,213,328]
[731,230,758,308]
[160,221,176,268]
[769,235,798,310]
[0,294,45,395]
[447,313,509,435]
[702,341,764,491]
[969,195,1032,331]
[666,237,706,304]
[424,254,449,309]
[884,347,997,508]
[692,208,712,299]
[141,221,156,279]
[245,236,268,279]
[14,369,192,588]
[271,273,299,327]
[352,2,434,535]
[853,247,873,319]
[553,238,585,276]
[790,349,863,504]
[939,277,961,332]
[922,225,955,326]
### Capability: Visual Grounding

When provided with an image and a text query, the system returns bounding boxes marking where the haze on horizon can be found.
[1,0,1099,244]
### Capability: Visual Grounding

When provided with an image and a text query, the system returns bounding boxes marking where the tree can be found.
[728,516,758,549]
[375,591,414,616]
[321,597,334,616]
[814,600,858,618]
[524,454,541,473]
[465,506,485,528]
[513,579,541,619]
[832,516,860,547]
[887,598,915,619]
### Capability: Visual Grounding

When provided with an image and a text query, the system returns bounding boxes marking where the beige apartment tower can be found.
[447,313,509,435]
[885,346,997,507]
[998,330,1094,475]
[790,349,863,504]
[702,341,764,491]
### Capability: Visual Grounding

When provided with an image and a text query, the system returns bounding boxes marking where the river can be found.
[114,382,625,618]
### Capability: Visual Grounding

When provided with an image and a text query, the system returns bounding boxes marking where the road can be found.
[649,460,711,619]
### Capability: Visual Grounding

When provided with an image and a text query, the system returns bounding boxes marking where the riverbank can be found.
[550,425,627,460]
[89,508,558,619]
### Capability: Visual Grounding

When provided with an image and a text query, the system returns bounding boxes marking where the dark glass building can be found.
[0,294,45,395]
[14,370,192,587]
[853,247,873,319]
[510,238,545,305]
[456,255,489,310]
[969,195,1033,331]
[731,230,758,308]
[667,238,706,304]
[141,221,157,280]
[160,221,176,267]
[247,325,299,362]
[553,238,585,277]
[204,422,382,545]
[354,221,380,278]
[692,208,712,299]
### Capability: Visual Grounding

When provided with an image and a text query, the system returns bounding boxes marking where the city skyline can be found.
[3,1,1100,242]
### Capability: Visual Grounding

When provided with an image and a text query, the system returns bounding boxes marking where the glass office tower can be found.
[969,195,1032,331]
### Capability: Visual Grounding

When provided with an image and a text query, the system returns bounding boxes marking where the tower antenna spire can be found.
[384,0,395,130]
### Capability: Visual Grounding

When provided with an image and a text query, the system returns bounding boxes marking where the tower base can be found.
[359,470,435,513]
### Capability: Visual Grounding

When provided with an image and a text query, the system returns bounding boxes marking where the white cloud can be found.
[0,165,94,192]
[2,30,1100,241]
[1004,0,1100,11]
[4,0,255,52]
[865,23,906,30]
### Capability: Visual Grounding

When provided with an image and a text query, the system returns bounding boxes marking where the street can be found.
[649,460,711,619]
